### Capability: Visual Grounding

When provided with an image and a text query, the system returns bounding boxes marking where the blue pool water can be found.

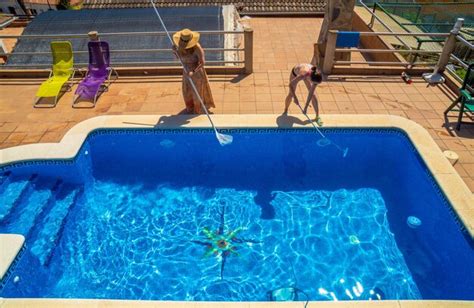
[0,128,473,301]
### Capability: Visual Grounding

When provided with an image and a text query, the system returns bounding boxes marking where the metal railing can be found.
[353,0,474,83]
[0,14,17,29]
[364,1,474,46]
[447,34,474,83]
[360,0,411,50]
[0,28,254,73]
[322,16,474,81]
[322,30,448,74]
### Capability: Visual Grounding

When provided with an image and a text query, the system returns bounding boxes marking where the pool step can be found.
[4,178,61,237]
[0,174,38,223]
[31,186,83,266]
[24,179,64,239]
[0,171,12,192]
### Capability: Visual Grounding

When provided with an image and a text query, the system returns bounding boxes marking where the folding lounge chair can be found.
[72,41,118,108]
[444,63,474,130]
[34,41,75,108]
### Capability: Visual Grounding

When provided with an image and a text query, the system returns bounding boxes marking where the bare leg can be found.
[284,73,294,113]
[284,93,293,114]
[303,80,319,118]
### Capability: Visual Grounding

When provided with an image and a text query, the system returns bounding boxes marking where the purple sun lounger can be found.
[73,41,118,108]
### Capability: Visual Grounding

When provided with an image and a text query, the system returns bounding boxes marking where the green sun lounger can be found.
[444,63,474,130]
[34,41,75,108]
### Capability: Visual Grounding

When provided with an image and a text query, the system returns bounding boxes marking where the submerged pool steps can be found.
[0,171,12,190]
[0,174,38,223]
[0,172,83,265]
[24,179,64,239]
[0,172,84,268]
[4,179,61,237]
[31,186,84,266]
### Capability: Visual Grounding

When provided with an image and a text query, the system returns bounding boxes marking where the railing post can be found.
[368,2,376,28]
[322,31,337,75]
[410,40,422,66]
[423,18,463,85]
[436,18,463,73]
[244,26,253,74]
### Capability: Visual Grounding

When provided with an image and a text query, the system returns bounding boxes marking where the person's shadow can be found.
[276,113,312,128]
[254,189,275,219]
[155,113,198,128]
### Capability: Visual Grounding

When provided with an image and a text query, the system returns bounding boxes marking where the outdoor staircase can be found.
[0,171,84,267]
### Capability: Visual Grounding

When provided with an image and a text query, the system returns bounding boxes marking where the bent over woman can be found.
[284,63,323,126]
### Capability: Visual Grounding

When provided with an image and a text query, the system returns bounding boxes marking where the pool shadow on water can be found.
[254,189,275,219]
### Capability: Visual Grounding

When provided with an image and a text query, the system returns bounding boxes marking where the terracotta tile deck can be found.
[0,17,474,191]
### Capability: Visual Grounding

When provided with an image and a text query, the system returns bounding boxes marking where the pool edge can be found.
[0,114,472,307]
[0,299,473,307]
[0,234,24,281]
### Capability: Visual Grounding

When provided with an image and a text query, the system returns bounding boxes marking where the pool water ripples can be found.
[3,180,420,300]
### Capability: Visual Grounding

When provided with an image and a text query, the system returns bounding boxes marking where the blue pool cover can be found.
[0,128,473,301]
[7,7,225,67]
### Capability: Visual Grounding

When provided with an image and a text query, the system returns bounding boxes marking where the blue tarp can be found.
[7,8,225,67]
[336,31,360,48]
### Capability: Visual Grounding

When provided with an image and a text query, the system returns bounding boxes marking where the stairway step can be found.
[0,171,12,192]
[31,186,83,266]
[5,178,59,237]
[0,174,37,223]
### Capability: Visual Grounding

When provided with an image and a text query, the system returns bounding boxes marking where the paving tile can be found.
[21,132,46,144]
[388,110,407,117]
[453,163,468,177]
[5,132,27,143]
[405,109,424,122]
[0,123,18,133]
[462,163,474,175]
[46,122,71,133]
[364,94,382,103]
[0,142,21,150]
[336,101,355,112]
[0,132,10,143]
[40,132,64,143]
[462,177,474,191]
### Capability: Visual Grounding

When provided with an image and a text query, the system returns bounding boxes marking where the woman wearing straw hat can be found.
[173,28,215,114]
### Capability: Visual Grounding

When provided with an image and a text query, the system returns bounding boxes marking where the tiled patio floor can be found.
[0,17,473,191]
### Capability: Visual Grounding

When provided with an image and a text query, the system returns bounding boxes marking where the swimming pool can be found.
[0,123,473,302]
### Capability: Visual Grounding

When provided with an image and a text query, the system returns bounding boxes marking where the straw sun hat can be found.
[173,29,200,49]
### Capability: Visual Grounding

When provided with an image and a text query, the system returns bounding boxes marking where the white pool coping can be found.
[0,114,472,307]
[0,234,24,280]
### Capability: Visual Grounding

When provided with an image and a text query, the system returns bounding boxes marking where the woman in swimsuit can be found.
[284,63,323,126]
